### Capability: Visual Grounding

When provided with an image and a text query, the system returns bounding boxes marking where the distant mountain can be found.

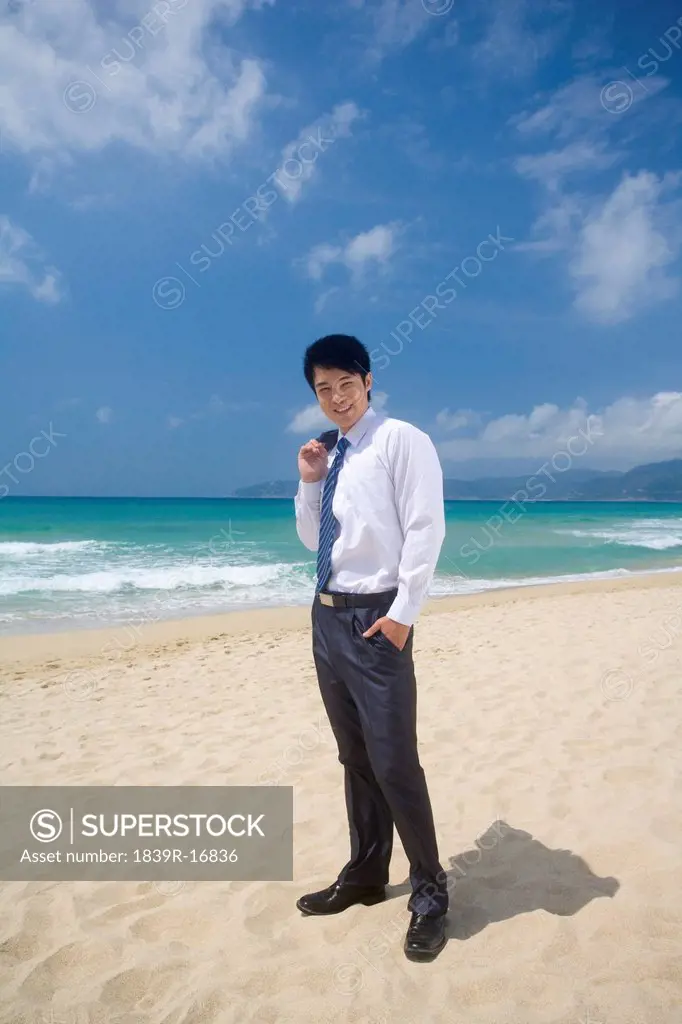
[235,480,300,498]
[232,458,682,501]
[441,467,616,500]
[577,459,682,501]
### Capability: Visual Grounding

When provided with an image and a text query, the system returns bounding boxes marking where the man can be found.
[294,333,449,962]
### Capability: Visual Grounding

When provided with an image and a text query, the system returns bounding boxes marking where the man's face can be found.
[312,366,371,432]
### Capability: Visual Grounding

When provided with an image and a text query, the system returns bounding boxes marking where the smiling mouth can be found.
[334,405,352,414]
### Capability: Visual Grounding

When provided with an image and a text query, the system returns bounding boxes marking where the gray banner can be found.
[0,786,293,881]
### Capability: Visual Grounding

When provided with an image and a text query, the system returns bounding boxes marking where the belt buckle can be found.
[318,592,334,606]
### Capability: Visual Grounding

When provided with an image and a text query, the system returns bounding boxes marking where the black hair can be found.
[303,334,371,402]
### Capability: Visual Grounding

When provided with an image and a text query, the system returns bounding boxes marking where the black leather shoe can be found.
[296,882,386,916]
[404,912,447,961]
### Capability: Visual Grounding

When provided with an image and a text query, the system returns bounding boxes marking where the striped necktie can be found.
[315,435,350,592]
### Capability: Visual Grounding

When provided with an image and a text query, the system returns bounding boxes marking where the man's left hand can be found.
[363,616,411,651]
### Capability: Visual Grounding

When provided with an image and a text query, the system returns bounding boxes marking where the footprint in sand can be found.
[90,892,168,924]
[603,765,656,786]
[20,940,122,1000]
[100,962,189,1013]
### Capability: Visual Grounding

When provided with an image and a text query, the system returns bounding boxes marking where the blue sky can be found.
[2,0,682,496]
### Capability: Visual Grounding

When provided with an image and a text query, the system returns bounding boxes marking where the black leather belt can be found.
[317,589,397,608]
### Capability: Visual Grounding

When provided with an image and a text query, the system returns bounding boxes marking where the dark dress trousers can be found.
[311,587,448,917]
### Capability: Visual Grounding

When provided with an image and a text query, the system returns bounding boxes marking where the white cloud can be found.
[286,391,389,434]
[371,0,430,54]
[96,406,113,424]
[302,223,400,285]
[286,403,334,435]
[513,70,682,321]
[70,192,117,211]
[571,21,614,67]
[313,286,341,314]
[514,140,618,193]
[436,408,482,431]
[0,0,272,163]
[0,215,64,302]
[472,0,570,77]
[437,392,682,465]
[514,192,583,253]
[349,0,432,61]
[305,244,343,282]
[570,171,682,323]
[205,394,227,416]
[279,102,362,204]
[512,77,626,256]
[513,75,604,138]
[168,394,258,428]
[513,72,668,140]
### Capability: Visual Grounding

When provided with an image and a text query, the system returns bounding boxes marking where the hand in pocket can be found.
[362,615,410,651]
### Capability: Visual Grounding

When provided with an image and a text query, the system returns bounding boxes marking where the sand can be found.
[1,573,681,1024]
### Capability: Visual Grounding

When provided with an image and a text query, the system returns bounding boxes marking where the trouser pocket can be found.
[352,606,406,654]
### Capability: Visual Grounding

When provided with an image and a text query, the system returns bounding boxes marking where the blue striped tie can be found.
[315,435,350,592]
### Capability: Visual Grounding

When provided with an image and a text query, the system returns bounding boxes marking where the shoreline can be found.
[2,568,682,671]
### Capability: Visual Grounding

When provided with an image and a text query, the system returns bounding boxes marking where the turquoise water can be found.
[1,497,682,635]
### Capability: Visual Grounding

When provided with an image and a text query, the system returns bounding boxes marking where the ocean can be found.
[1,497,682,636]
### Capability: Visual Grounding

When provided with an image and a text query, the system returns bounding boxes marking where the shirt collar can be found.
[340,405,378,448]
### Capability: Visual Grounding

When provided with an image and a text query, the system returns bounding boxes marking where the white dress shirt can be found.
[294,405,445,627]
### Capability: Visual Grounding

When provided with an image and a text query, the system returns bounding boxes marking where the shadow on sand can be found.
[389,821,620,940]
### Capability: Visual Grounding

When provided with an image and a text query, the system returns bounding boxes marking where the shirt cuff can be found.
[298,479,323,504]
[386,591,423,628]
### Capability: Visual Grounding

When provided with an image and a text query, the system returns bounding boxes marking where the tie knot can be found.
[336,436,350,455]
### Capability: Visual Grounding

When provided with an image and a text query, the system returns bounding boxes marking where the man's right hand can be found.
[298,439,329,483]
